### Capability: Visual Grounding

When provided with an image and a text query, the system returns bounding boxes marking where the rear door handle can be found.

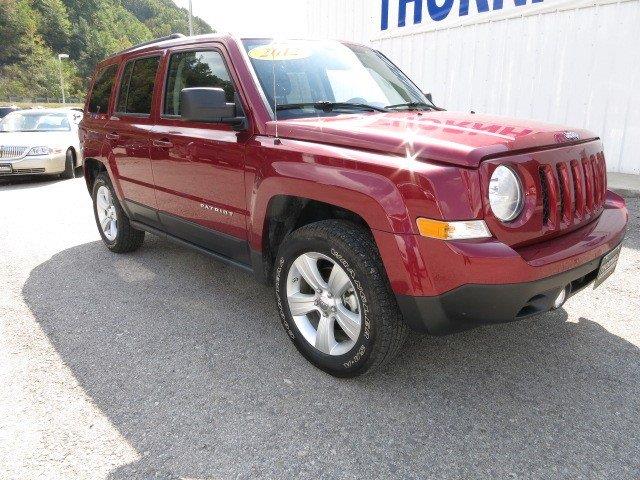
[105,132,120,140]
[152,139,173,148]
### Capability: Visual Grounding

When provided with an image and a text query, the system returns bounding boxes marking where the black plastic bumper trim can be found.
[130,220,253,274]
[396,251,611,335]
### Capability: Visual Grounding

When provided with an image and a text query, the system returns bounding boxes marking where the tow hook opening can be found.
[517,284,573,318]
[552,285,571,309]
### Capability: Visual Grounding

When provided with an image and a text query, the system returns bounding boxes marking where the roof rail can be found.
[119,33,186,54]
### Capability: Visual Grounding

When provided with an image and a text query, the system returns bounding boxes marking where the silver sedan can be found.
[0,109,83,179]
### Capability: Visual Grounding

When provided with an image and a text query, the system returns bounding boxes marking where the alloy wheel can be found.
[286,252,362,356]
[96,185,118,241]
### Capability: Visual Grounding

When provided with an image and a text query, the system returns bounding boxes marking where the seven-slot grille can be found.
[538,152,607,230]
[0,146,29,159]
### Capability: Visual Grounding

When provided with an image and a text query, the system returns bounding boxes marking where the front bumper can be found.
[383,191,628,334]
[0,153,67,175]
[396,247,612,334]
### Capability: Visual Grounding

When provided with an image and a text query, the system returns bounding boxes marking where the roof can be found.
[98,33,236,67]
[11,108,80,115]
[94,34,368,70]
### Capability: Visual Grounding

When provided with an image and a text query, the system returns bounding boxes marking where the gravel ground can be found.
[0,176,638,480]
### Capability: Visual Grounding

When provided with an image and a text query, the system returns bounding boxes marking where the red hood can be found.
[265,111,597,168]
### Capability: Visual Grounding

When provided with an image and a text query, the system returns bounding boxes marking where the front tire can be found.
[274,220,408,377]
[92,172,144,253]
[60,148,75,179]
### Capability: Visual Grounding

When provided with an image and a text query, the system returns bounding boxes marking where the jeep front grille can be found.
[481,141,608,247]
[539,152,607,229]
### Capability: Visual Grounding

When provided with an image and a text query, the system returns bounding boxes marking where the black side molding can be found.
[157,211,251,265]
[126,199,162,228]
[130,220,254,274]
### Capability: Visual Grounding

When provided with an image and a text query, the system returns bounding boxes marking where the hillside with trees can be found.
[0,0,214,101]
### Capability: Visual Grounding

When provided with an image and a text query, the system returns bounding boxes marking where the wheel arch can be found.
[83,157,107,193]
[250,170,412,283]
[256,195,371,279]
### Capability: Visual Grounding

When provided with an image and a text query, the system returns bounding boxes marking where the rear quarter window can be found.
[116,56,160,115]
[88,64,118,114]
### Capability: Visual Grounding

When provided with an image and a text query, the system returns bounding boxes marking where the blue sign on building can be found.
[381,0,544,30]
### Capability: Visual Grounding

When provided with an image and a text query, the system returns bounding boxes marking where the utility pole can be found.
[188,0,194,36]
[57,54,69,105]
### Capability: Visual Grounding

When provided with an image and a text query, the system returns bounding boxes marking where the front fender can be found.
[247,155,413,250]
[245,137,483,296]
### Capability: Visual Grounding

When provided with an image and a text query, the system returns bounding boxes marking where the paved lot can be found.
[1,176,639,480]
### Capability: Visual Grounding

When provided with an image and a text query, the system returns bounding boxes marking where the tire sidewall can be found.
[62,148,75,179]
[92,175,118,248]
[275,232,378,376]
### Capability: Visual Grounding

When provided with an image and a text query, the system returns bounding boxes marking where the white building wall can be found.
[302,0,640,175]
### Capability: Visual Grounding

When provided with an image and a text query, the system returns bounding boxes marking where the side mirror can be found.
[425,92,433,103]
[181,87,246,129]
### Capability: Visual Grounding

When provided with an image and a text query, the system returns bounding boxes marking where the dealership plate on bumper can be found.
[0,164,12,173]
[594,243,622,288]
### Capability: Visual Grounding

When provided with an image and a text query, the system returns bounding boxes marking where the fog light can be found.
[552,287,568,309]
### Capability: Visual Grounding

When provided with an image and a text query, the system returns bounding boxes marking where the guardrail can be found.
[0,97,84,105]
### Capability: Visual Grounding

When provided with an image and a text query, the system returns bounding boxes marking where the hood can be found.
[0,130,73,148]
[265,111,597,168]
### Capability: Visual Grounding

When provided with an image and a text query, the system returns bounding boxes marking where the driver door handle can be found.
[153,139,174,148]
[105,132,120,140]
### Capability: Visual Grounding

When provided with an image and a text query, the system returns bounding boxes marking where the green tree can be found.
[30,0,72,53]
[0,0,214,100]
[0,0,72,99]
[123,0,213,36]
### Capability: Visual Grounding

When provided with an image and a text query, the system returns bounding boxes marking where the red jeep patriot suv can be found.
[81,34,628,377]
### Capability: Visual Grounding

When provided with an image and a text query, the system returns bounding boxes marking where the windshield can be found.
[0,112,71,132]
[242,39,430,119]
[0,107,17,118]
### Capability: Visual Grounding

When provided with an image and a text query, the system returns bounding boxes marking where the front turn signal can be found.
[416,218,492,240]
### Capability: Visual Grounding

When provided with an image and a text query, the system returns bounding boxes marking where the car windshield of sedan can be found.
[242,39,431,119]
[0,107,17,118]
[0,112,71,132]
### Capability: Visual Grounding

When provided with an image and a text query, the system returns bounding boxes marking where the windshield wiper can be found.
[384,101,438,111]
[276,101,387,113]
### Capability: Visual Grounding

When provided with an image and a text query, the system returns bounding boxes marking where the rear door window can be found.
[116,56,160,115]
[88,64,118,114]
[116,61,134,113]
[163,50,236,117]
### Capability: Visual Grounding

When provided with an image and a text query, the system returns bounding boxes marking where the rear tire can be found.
[60,148,75,179]
[274,220,408,377]
[92,172,145,253]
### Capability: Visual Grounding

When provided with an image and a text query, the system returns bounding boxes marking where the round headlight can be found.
[488,165,523,222]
